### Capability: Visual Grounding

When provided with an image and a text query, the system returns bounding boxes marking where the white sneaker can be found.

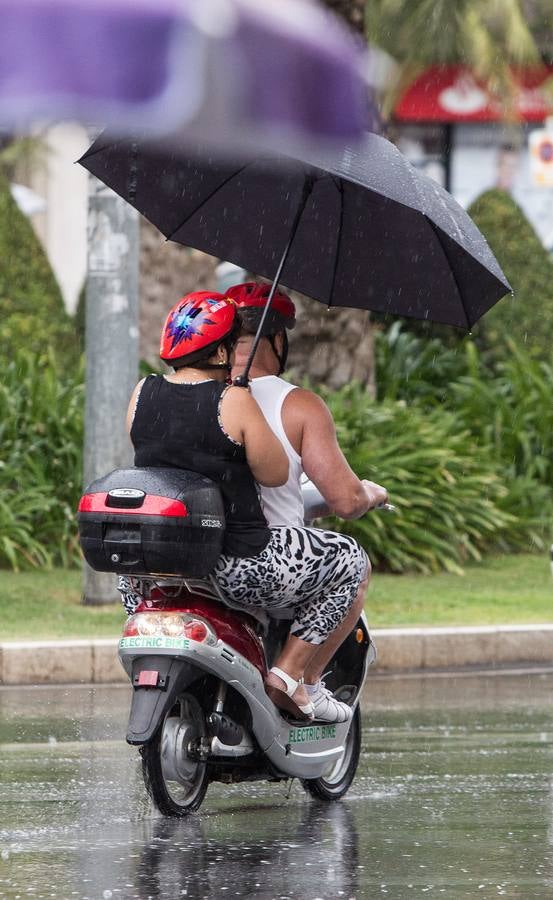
[309,682,353,723]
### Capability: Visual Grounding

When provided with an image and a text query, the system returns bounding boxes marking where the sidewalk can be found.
[1,624,553,685]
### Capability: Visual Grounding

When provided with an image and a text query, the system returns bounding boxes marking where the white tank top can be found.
[250,376,304,527]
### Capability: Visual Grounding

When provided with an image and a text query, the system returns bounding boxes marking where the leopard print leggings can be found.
[118,526,369,646]
[214,527,369,645]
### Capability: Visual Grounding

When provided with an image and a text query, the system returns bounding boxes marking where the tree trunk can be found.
[287,294,375,392]
[287,0,375,394]
[139,220,218,366]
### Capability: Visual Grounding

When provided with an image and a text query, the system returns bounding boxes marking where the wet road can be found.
[1,671,553,899]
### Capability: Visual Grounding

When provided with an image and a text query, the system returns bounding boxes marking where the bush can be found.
[374,321,472,406]
[0,174,76,361]
[3,332,550,576]
[451,340,553,487]
[319,383,550,574]
[468,189,553,358]
[0,351,84,568]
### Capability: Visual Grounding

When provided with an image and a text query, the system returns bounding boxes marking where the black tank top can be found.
[131,376,270,558]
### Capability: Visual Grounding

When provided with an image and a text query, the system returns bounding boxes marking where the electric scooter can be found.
[78,468,379,817]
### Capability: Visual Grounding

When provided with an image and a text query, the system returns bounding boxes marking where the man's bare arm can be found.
[283,390,386,519]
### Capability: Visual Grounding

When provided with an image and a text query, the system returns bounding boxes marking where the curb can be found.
[1,625,553,686]
[371,623,553,672]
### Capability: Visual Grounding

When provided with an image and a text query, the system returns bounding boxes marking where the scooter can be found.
[78,468,379,817]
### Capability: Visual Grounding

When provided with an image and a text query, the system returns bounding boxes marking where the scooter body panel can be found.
[119,634,353,779]
[133,594,267,676]
[126,656,201,744]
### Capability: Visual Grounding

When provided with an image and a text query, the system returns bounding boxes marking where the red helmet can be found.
[160,291,237,368]
[227,282,296,334]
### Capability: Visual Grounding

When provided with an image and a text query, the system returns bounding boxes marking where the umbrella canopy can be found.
[80,131,510,329]
[1,0,374,151]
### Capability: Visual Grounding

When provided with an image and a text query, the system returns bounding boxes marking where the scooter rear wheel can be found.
[301,705,361,801]
[141,692,209,817]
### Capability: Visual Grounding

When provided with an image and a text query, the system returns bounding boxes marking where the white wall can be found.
[29,123,89,314]
[451,124,553,251]
[398,121,553,252]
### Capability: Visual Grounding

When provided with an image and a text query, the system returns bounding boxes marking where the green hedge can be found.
[0,174,76,361]
[468,189,553,358]
[0,351,83,568]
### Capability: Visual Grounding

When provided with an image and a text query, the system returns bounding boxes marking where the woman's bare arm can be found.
[125,379,146,434]
[220,386,289,487]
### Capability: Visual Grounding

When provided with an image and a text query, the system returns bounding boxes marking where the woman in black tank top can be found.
[132,376,270,558]
[127,292,288,556]
[119,292,369,725]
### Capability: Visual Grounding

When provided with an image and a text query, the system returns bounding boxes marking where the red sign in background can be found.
[395,65,553,123]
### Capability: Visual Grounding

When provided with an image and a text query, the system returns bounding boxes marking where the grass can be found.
[0,569,124,640]
[367,553,553,627]
[0,554,551,640]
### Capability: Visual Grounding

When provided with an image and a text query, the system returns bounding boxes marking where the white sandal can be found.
[265,666,315,722]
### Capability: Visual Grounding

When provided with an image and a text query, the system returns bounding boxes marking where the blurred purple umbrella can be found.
[0,0,376,151]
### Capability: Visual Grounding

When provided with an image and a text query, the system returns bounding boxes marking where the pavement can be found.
[1,623,553,684]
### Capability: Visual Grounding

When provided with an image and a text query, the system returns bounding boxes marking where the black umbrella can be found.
[80,132,510,381]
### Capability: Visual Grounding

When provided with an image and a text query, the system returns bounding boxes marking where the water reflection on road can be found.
[1,670,553,899]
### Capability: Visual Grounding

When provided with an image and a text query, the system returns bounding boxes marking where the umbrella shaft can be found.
[234,176,314,387]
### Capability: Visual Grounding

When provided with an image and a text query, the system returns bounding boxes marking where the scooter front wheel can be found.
[141,692,209,817]
[301,705,361,801]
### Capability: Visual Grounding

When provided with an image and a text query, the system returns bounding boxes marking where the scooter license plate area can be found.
[136,669,160,687]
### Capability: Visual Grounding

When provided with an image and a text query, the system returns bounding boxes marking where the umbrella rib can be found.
[327,180,344,308]
[426,218,470,329]
[330,174,343,195]
[78,139,119,163]
[165,163,251,242]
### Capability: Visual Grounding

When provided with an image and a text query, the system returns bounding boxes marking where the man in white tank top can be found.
[228,283,388,722]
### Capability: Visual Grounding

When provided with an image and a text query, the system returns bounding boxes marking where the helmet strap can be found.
[268,332,288,375]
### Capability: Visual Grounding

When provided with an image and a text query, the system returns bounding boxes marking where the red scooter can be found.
[79,467,377,816]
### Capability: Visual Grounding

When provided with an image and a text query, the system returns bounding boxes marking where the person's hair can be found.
[238,307,288,338]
